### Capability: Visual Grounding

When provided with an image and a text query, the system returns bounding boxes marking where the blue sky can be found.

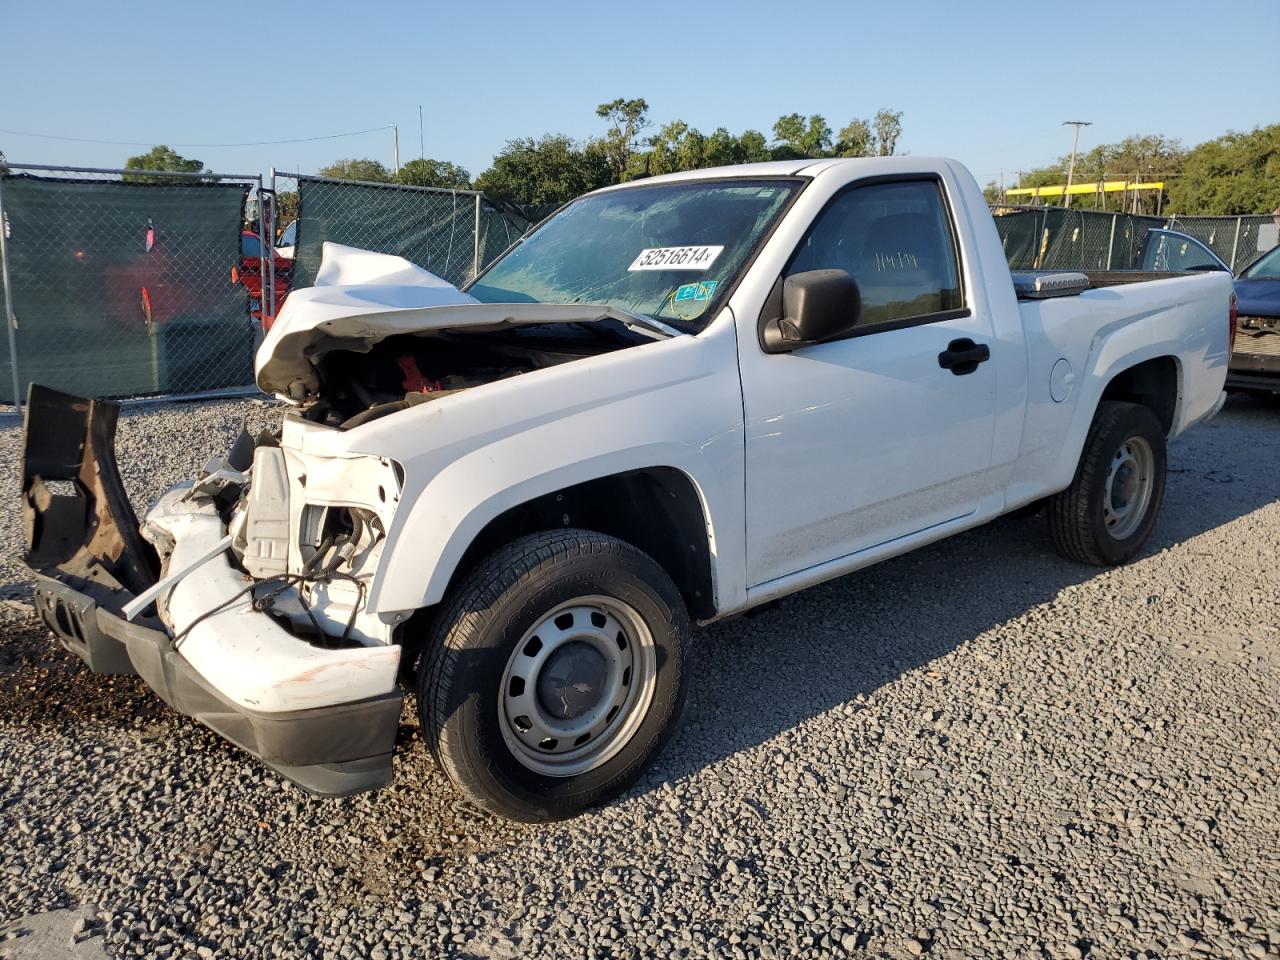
[2,0,1276,186]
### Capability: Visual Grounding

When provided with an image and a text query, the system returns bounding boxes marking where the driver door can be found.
[739,177,1000,587]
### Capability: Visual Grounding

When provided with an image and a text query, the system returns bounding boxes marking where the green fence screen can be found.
[992,206,1275,273]
[0,174,252,401]
[289,176,528,289]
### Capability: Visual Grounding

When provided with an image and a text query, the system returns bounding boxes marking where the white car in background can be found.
[275,220,297,259]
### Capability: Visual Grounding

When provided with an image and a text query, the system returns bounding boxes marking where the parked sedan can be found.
[1138,228,1230,274]
[1229,244,1280,392]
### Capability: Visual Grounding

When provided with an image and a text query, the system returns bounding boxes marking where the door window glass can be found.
[788,180,963,327]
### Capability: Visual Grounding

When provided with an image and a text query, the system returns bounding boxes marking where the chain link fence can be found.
[0,165,533,409]
[4,161,1275,410]
[0,163,266,406]
[991,204,1276,273]
[272,172,529,290]
[1163,213,1276,273]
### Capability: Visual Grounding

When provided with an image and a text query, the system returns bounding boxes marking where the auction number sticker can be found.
[628,245,724,271]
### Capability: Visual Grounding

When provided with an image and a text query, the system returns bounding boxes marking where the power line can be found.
[0,125,395,149]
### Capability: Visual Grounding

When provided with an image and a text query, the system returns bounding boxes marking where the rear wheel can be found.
[418,529,689,822]
[1048,401,1167,566]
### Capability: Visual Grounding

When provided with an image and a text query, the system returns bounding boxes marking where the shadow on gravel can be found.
[0,617,167,730]
[635,394,1280,796]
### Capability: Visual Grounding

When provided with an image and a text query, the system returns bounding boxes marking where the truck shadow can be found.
[638,393,1280,795]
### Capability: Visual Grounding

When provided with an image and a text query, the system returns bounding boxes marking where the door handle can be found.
[938,338,991,376]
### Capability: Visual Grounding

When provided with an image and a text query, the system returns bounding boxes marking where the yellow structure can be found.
[1005,180,1164,199]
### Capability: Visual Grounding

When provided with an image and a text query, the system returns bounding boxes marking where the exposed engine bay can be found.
[300,329,629,429]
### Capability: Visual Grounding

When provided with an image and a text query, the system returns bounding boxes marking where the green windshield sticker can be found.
[673,280,719,302]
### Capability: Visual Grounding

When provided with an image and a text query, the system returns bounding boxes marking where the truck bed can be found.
[1012,269,1213,300]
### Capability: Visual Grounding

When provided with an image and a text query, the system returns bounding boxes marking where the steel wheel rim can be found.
[1103,435,1154,540]
[499,595,657,777]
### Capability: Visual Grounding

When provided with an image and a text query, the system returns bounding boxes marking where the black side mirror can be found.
[760,269,861,353]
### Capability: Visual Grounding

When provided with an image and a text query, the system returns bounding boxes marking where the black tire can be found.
[418,529,689,822]
[1048,401,1167,566]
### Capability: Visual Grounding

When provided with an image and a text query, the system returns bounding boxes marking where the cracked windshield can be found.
[469,178,802,328]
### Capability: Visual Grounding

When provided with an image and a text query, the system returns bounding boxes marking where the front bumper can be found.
[33,573,401,796]
[20,385,402,797]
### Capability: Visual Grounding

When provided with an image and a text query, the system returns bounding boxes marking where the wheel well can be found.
[1100,356,1179,435]
[449,468,716,621]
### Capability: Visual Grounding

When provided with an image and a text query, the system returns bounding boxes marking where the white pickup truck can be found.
[23,157,1233,822]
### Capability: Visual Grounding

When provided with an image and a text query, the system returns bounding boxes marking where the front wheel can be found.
[1048,400,1167,565]
[418,530,689,822]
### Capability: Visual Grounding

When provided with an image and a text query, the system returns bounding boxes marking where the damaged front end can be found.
[21,384,403,797]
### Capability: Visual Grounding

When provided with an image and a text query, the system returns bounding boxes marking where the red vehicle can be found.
[235,230,292,329]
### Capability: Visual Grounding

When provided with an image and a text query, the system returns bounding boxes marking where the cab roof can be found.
[591,156,953,193]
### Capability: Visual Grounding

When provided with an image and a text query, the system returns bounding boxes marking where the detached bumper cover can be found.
[143,488,401,713]
[21,385,402,797]
[34,574,401,796]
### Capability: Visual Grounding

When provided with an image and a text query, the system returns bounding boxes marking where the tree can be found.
[771,113,832,159]
[1005,133,1186,212]
[275,191,299,231]
[703,127,748,168]
[595,97,649,182]
[123,145,204,183]
[738,130,772,163]
[1167,124,1280,215]
[874,109,903,156]
[465,101,906,202]
[1078,134,1185,212]
[396,158,472,190]
[643,121,704,177]
[473,135,612,207]
[636,123,778,177]
[835,119,875,158]
[318,158,393,182]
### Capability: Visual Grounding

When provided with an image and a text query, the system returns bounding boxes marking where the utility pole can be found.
[418,105,424,161]
[1061,120,1091,209]
[392,124,400,174]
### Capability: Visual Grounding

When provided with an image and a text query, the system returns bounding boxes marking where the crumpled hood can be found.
[255,243,663,400]
[255,243,476,398]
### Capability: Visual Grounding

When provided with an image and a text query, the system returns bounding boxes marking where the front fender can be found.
[359,321,747,616]
[377,447,721,614]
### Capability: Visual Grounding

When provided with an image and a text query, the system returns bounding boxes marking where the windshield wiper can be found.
[567,308,682,342]
[616,312,683,340]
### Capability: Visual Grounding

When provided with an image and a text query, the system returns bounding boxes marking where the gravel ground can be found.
[1,394,1278,960]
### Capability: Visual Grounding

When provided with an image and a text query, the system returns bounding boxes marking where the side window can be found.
[1146,232,1224,272]
[787,180,963,328]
